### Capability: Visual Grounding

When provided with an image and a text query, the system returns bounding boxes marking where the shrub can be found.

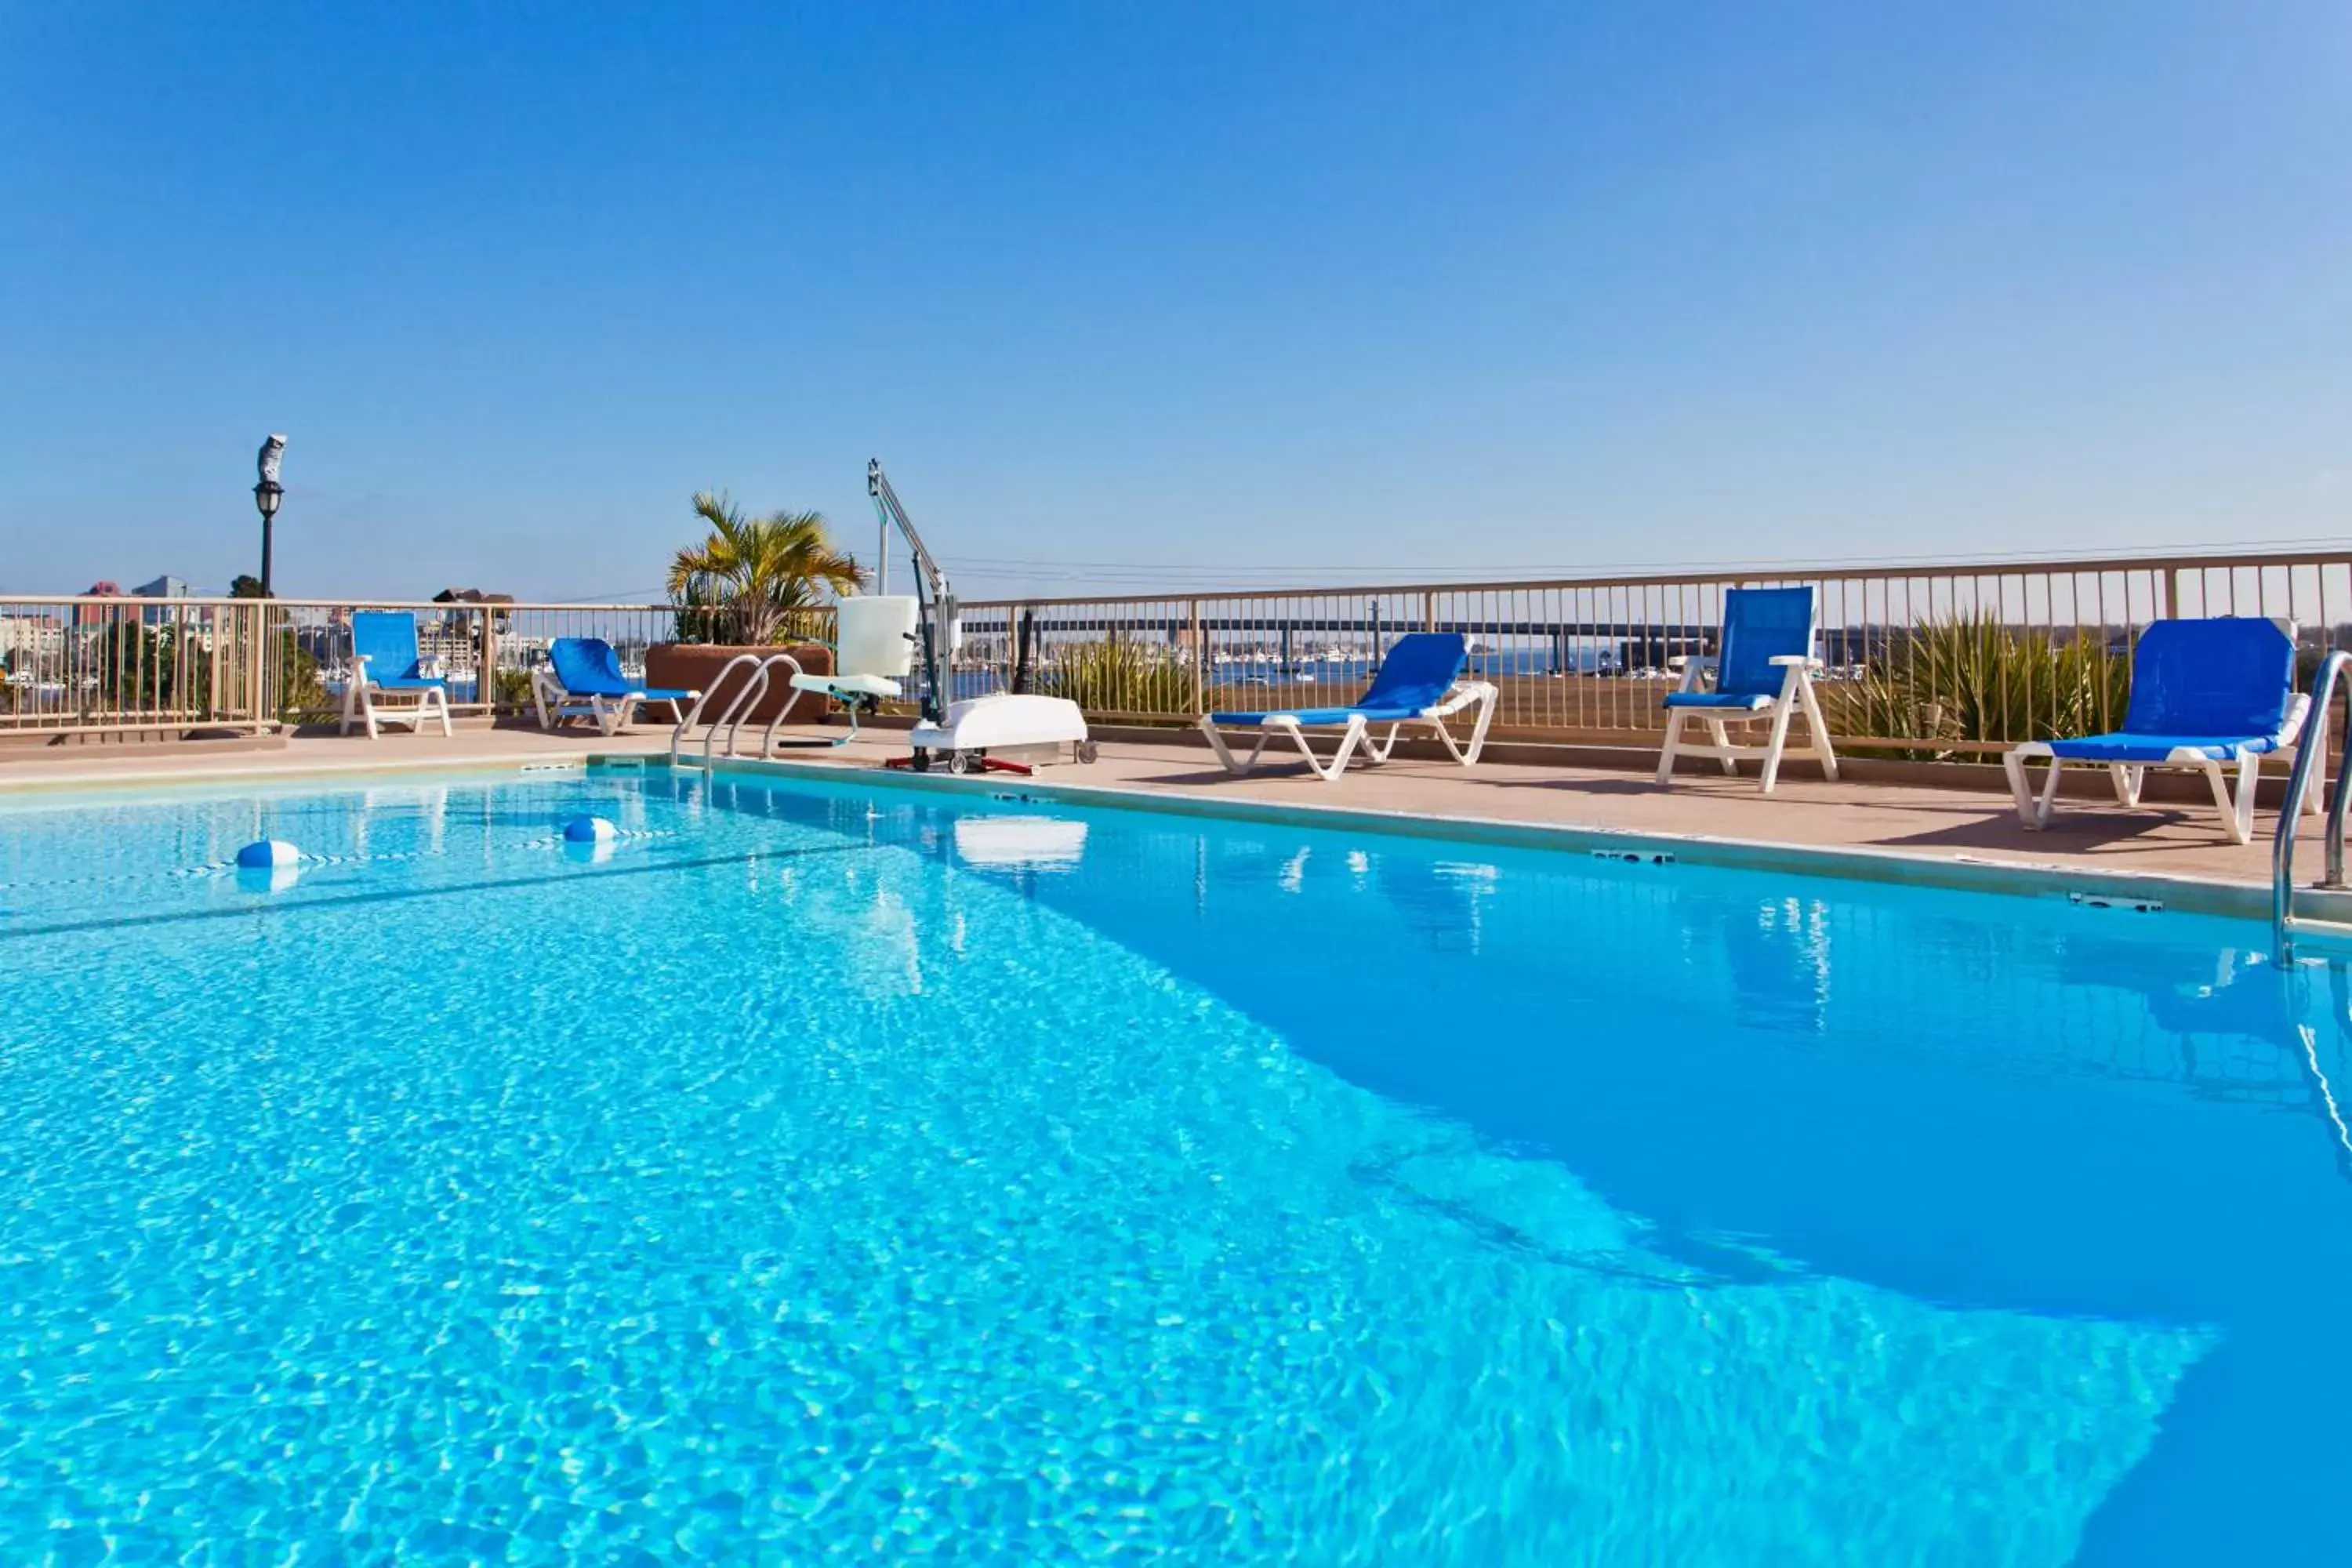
[1823,612,2129,754]
[1040,636,1196,716]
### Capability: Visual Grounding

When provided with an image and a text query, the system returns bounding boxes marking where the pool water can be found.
[2,765,2347,1565]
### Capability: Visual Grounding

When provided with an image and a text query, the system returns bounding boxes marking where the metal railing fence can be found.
[7,549,2347,754]
[0,597,276,736]
[951,548,2352,758]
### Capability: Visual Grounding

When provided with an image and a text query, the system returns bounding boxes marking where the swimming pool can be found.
[2,763,2346,1564]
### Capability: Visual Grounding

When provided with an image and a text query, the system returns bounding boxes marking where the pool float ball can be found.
[233,840,302,893]
[562,815,619,862]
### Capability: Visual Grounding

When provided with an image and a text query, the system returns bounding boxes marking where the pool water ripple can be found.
[0,771,2343,1564]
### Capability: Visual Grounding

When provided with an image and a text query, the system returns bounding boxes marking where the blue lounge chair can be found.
[532,637,700,737]
[1198,631,1497,782]
[340,611,452,738]
[2003,616,2320,845]
[1656,586,1838,793]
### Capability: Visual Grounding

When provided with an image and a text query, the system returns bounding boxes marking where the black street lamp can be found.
[253,434,287,597]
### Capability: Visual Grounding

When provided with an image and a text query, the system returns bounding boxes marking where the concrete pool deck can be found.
[0,719,2332,902]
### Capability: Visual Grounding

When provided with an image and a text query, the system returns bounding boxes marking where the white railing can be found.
[947,547,2352,760]
[11,548,2350,760]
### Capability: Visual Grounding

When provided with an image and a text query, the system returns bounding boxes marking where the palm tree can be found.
[666,492,862,644]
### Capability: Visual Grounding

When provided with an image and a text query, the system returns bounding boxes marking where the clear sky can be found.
[2,2,2347,601]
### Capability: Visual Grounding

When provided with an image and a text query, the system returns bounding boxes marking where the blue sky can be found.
[2,2,2347,600]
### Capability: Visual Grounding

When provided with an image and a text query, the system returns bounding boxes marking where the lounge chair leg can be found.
[2005,750,2063,829]
[1199,717,1247,775]
[1656,712,1686,786]
[1313,717,1367,782]
[2004,750,2036,825]
[1705,717,1737,775]
[1462,686,1495,765]
[1794,672,1838,782]
[2226,753,2258,846]
[1758,684,1798,795]
[2037,754,2065,826]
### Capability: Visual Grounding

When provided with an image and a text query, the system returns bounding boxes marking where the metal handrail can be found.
[667,652,806,768]
[2274,650,2351,961]
[669,653,764,765]
[756,655,815,756]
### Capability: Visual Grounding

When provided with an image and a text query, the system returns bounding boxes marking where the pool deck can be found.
[0,720,2329,902]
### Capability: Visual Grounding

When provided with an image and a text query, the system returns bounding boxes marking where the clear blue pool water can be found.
[2,764,2347,1565]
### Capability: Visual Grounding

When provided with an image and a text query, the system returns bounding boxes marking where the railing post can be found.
[1423,590,1436,633]
[248,601,267,734]
[1189,599,1204,717]
[2160,568,2178,620]
[208,605,223,726]
[480,607,498,722]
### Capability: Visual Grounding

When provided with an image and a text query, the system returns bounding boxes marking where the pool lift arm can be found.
[866,458,1095,775]
[867,458,956,730]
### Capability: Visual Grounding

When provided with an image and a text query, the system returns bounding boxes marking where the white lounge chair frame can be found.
[1656,656,1838,794]
[528,668,695,739]
[341,655,453,739]
[1198,681,1499,784]
[2002,694,2321,847]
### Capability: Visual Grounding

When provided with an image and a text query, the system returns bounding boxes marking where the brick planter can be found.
[644,643,833,725]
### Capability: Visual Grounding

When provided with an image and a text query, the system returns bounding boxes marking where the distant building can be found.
[0,614,66,662]
[71,581,122,630]
[130,575,194,626]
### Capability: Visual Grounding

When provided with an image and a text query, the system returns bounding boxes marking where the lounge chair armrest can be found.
[1424,681,1497,719]
[1767,655,1824,669]
[2278,691,2313,747]
[1668,655,1715,693]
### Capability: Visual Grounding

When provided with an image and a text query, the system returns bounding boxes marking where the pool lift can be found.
[796,459,1094,776]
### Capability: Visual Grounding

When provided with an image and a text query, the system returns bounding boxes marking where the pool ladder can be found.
[2274,650,2352,962]
[668,652,807,770]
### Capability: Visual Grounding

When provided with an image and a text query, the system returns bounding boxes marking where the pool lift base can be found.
[864,459,1098,779]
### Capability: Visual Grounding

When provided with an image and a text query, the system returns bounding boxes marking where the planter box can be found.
[644,643,834,725]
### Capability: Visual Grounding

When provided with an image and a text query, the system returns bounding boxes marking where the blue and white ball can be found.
[562,815,619,844]
[233,840,302,893]
[234,839,301,869]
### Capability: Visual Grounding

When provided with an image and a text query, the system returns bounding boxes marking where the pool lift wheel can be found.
[866,459,1095,777]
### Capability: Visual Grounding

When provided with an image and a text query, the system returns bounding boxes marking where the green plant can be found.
[1824,612,2130,754]
[277,631,329,721]
[494,666,537,714]
[1040,634,1195,715]
[666,492,860,644]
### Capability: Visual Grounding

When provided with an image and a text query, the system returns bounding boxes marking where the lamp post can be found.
[253,434,287,597]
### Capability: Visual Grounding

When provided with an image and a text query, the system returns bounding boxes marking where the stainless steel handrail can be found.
[755,655,815,756]
[2274,650,2351,961]
[667,652,807,768]
[669,653,766,765]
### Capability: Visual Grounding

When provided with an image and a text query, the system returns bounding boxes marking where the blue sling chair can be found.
[1197,631,1497,783]
[340,611,453,738]
[532,637,700,737]
[1655,586,1839,794]
[2003,616,2321,846]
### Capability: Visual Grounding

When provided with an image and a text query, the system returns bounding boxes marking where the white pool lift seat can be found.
[789,594,921,746]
